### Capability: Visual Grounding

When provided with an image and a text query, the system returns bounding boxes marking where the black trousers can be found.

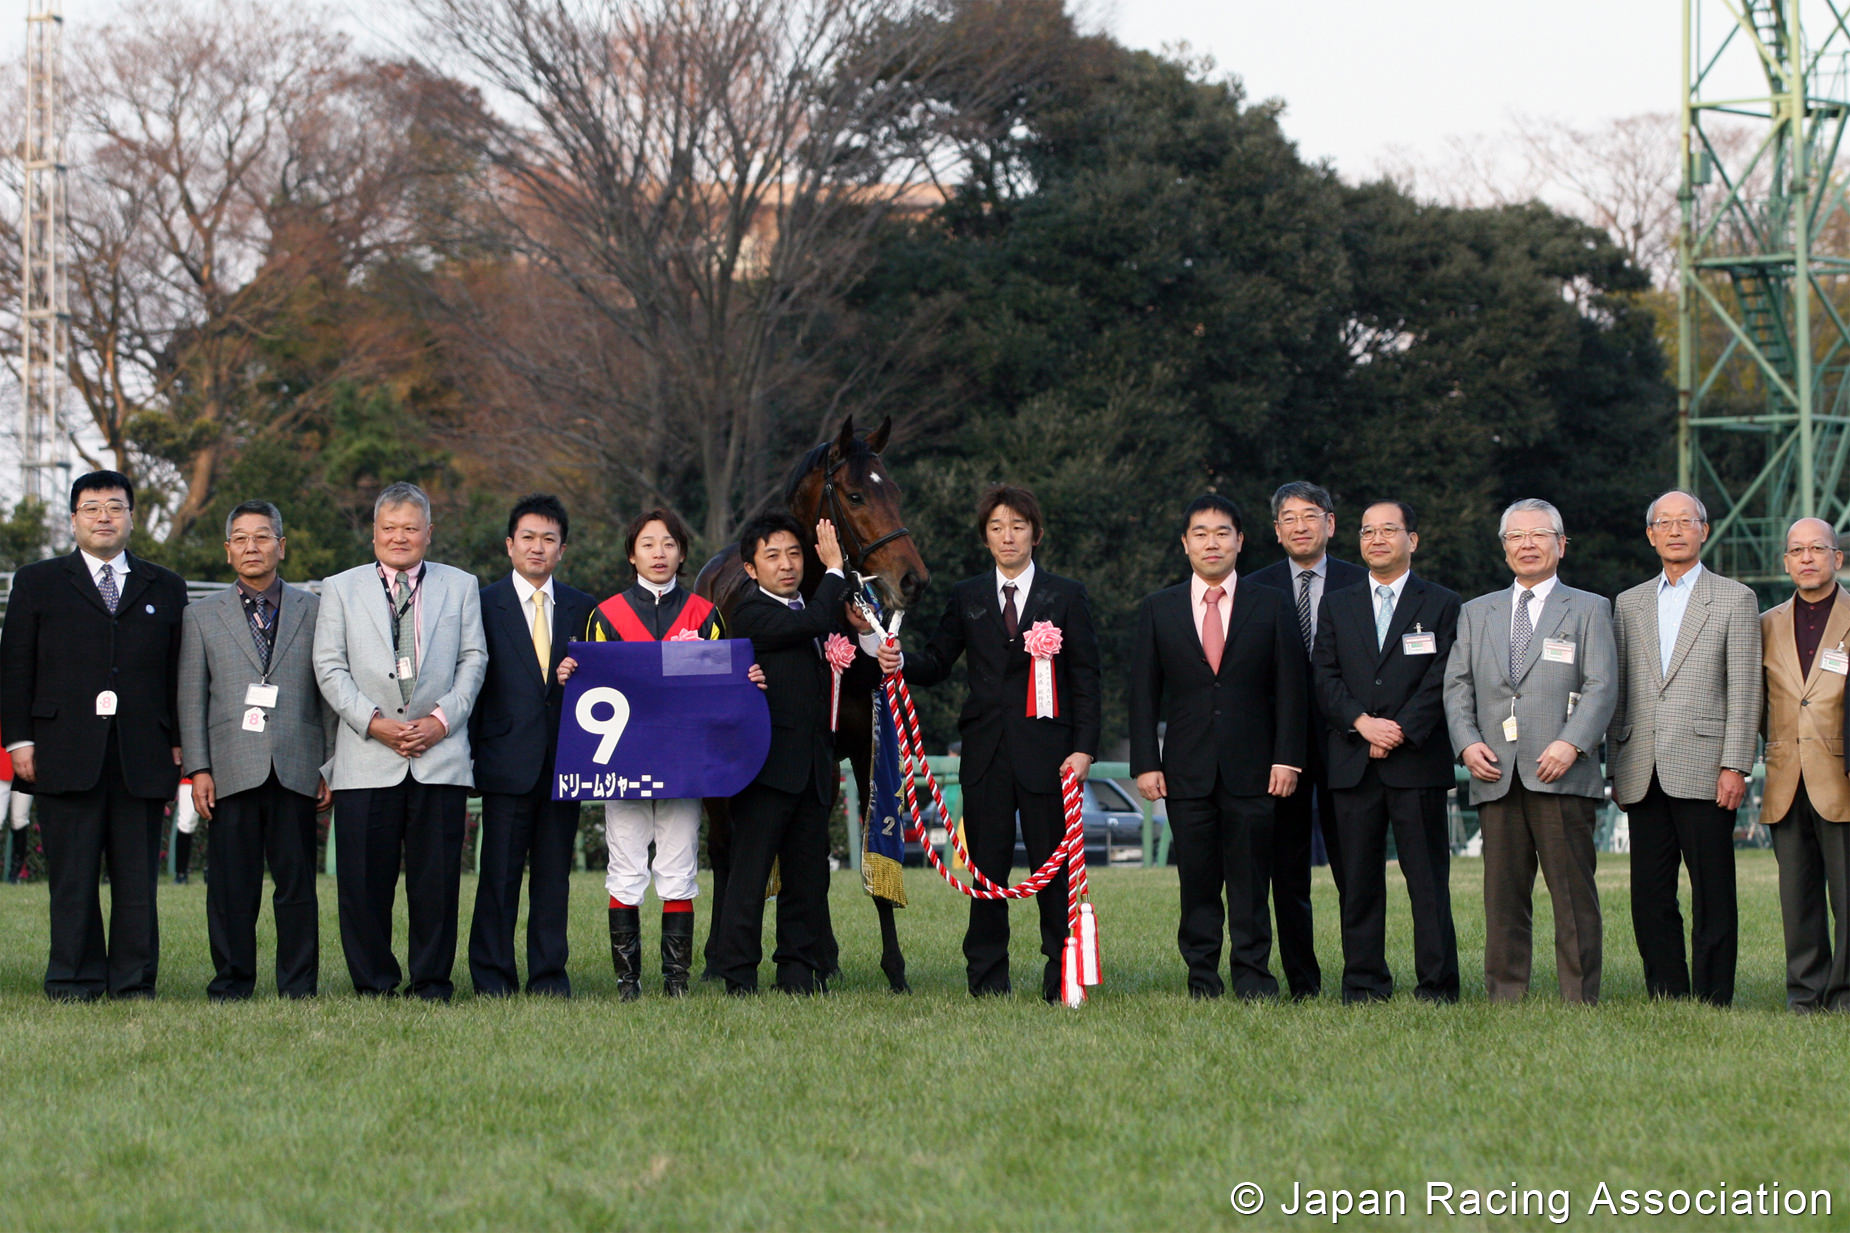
[205,774,320,1000]
[962,761,1068,999]
[702,807,732,975]
[1628,772,1737,1005]
[1167,777,1277,998]
[1332,767,1457,1003]
[712,780,830,992]
[468,781,578,997]
[37,737,165,1000]
[332,776,466,1001]
[1271,770,1332,997]
[1770,783,1850,1012]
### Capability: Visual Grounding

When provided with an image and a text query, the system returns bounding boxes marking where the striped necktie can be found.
[1296,570,1315,655]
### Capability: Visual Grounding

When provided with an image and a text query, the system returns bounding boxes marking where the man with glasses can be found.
[1608,491,1762,1006]
[0,471,188,1000]
[1249,482,1366,999]
[1311,501,1461,1002]
[1443,499,1616,1003]
[178,501,335,998]
[1760,520,1850,1011]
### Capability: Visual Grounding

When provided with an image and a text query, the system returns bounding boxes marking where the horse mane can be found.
[779,433,874,512]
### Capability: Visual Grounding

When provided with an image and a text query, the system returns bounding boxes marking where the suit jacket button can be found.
[1801,699,1810,707]
[1212,709,1221,717]
[1374,678,1383,686]
[396,707,405,714]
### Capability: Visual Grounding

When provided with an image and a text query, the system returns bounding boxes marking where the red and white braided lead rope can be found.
[881,670,1101,1005]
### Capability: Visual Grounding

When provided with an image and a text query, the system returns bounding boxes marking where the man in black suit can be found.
[468,494,597,997]
[1311,500,1462,1003]
[1130,494,1306,998]
[875,484,1102,1001]
[0,470,188,1000]
[1247,480,1367,999]
[713,514,875,995]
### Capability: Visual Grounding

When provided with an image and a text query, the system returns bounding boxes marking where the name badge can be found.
[1402,631,1437,656]
[396,657,414,681]
[1502,714,1520,742]
[242,706,267,733]
[1822,648,1849,676]
[95,690,118,717]
[245,682,279,708]
[1541,638,1576,665]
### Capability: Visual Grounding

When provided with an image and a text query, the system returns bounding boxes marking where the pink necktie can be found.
[1202,586,1225,673]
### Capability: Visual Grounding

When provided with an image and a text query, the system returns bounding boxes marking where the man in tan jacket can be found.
[1761,518,1850,1012]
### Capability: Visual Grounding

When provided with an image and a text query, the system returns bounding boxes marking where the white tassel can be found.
[1061,937,1085,1007]
[1078,902,1100,986]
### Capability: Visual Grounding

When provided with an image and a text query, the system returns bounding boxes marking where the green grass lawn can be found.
[0,852,1846,1231]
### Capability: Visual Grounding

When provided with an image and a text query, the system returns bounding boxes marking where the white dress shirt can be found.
[1510,573,1559,641]
[79,548,130,587]
[1655,562,1703,677]
[509,571,557,639]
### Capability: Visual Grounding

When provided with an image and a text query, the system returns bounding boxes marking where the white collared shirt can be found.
[1510,573,1559,641]
[1656,562,1704,676]
[1369,569,1411,628]
[79,548,129,588]
[1189,571,1236,644]
[637,577,676,602]
[509,571,556,639]
[997,561,1036,619]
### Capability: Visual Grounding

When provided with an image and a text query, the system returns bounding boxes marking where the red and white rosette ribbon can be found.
[1022,620,1062,718]
[667,628,701,642]
[823,633,856,731]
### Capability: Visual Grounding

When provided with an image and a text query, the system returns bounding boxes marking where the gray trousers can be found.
[1770,782,1850,1012]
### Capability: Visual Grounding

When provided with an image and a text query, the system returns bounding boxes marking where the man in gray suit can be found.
[1609,490,1762,1005]
[1443,498,1618,1003]
[314,482,487,1001]
[179,501,336,999]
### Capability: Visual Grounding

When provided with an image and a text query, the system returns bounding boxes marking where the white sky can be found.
[1102,0,1679,180]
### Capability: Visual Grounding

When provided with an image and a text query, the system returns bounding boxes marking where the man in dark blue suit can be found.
[1247,481,1367,999]
[467,494,597,997]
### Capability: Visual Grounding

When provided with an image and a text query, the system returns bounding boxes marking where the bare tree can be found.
[411,0,1014,544]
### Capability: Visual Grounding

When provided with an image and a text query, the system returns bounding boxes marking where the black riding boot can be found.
[661,910,694,997]
[609,906,642,1002]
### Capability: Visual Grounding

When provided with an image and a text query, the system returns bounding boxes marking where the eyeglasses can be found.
[228,533,279,550]
[1501,530,1562,547]
[1359,525,1405,540]
[1785,544,1840,558]
[74,501,129,518]
[1649,517,1705,533]
[1275,512,1328,529]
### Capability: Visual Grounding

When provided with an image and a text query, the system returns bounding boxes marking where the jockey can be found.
[560,507,721,1001]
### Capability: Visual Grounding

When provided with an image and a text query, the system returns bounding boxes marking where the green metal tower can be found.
[1678,0,1850,584]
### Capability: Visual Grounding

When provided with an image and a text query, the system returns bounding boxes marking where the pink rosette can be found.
[1023,619,1062,718]
[824,633,856,731]
[667,628,702,642]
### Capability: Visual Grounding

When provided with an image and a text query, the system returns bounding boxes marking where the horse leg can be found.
[700,797,731,981]
[840,698,909,994]
[876,897,908,993]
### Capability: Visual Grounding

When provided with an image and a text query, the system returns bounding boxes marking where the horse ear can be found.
[830,415,856,462]
[866,415,892,454]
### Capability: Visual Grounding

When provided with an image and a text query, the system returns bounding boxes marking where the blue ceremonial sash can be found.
[861,685,908,905]
[553,639,770,801]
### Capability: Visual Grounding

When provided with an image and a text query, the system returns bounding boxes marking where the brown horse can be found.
[694,414,929,991]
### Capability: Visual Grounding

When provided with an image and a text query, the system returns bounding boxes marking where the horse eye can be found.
[848,491,865,506]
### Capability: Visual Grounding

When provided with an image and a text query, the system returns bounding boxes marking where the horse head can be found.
[787,414,929,613]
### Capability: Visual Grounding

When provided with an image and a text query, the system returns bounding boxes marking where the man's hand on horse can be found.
[843,600,872,633]
[814,519,846,572]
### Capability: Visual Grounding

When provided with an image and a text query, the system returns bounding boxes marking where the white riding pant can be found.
[604,797,701,905]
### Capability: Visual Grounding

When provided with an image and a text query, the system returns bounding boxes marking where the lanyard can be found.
[379,565,427,658]
[241,588,279,682]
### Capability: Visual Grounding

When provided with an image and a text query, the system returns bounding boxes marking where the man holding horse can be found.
[875,484,1102,1002]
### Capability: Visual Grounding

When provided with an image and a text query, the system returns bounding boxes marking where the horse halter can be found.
[819,452,912,577]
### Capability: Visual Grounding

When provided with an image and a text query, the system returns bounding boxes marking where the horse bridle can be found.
[819,452,913,578]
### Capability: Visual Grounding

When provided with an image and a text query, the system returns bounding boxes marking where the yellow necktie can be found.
[531,590,551,673]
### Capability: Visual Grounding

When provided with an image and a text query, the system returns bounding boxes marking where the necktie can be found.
[1375,584,1395,650]
[97,563,119,615]
[531,590,550,674]
[788,595,804,611]
[395,572,417,702]
[1002,582,1020,639]
[1296,570,1315,655]
[248,594,273,673]
[1201,586,1226,674]
[1511,588,1534,680]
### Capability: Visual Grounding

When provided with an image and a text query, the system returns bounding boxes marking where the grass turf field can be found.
[0,853,1846,1231]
